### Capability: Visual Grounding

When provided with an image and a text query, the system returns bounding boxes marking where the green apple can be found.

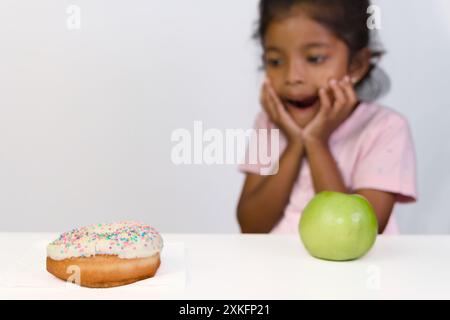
[299,191,378,261]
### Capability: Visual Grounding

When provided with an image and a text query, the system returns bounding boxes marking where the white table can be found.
[1,233,450,299]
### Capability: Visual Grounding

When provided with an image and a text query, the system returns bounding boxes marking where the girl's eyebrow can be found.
[264,42,331,52]
[302,42,331,49]
[264,46,281,53]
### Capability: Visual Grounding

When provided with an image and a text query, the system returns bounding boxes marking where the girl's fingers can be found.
[260,81,270,108]
[260,80,266,106]
[340,76,358,109]
[318,87,332,116]
[267,81,287,119]
[264,82,280,121]
[329,78,347,110]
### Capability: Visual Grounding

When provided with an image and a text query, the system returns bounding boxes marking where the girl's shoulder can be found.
[332,101,412,144]
[252,110,276,130]
[357,101,409,127]
[348,101,410,134]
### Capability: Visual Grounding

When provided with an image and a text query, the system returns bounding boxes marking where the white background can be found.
[0,0,449,233]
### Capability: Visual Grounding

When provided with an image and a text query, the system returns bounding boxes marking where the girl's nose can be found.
[285,61,306,86]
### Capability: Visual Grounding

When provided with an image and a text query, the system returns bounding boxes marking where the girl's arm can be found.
[304,137,395,233]
[237,141,305,233]
[354,189,396,234]
[237,78,306,233]
[304,138,347,193]
[303,78,396,234]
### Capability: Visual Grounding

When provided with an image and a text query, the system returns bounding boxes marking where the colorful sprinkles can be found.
[47,221,163,260]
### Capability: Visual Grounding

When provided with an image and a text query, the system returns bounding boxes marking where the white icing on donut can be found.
[47,221,163,260]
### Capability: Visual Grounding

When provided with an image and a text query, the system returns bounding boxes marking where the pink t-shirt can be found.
[238,101,418,234]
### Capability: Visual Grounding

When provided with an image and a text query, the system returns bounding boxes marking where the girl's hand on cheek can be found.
[261,78,304,145]
[303,75,358,145]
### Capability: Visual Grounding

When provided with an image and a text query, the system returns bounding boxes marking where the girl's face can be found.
[263,9,361,128]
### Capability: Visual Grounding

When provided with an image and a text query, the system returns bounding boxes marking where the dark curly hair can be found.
[253,0,390,101]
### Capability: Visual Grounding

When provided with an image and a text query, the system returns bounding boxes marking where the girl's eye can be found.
[265,58,283,68]
[307,55,328,64]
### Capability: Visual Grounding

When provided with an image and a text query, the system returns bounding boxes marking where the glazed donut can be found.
[46,221,163,288]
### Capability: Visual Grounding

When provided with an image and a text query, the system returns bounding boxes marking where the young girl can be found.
[237,0,418,234]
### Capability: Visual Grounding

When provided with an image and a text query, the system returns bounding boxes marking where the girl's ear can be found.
[349,48,372,84]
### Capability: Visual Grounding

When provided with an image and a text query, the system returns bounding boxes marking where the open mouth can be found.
[284,96,319,110]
